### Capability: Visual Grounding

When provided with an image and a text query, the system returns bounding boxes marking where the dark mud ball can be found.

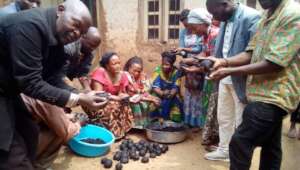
[121,151,129,158]
[138,139,147,145]
[103,159,113,168]
[129,151,137,159]
[200,59,214,72]
[120,157,129,164]
[150,153,156,158]
[101,157,109,164]
[161,145,168,153]
[113,152,121,161]
[139,150,146,157]
[136,144,143,151]
[119,143,127,150]
[115,163,123,170]
[80,138,105,144]
[155,148,162,156]
[133,154,140,161]
[141,156,149,163]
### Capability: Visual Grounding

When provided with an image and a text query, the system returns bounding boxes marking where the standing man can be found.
[207,0,300,169]
[0,0,41,17]
[0,0,105,169]
[204,0,260,161]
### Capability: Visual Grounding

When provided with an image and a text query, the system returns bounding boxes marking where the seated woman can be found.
[86,52,133,139]
[150,52,183,122]
[124,56,161,129]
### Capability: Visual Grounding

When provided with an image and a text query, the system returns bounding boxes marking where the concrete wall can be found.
[97,0,221,73]
[97,0,263,74]
[100,0,140,67]
[0,0,262,75]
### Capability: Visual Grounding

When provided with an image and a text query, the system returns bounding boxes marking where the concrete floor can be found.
[52,117,300,170]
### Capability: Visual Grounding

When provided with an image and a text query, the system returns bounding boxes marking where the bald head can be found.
[206,0,236,21]
[81,27,101,53]
[56,0,92,45]
[63,0,92,26]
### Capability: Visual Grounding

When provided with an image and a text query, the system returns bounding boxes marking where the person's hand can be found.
[182,65,205,73]
[207,67,233,81]
[169,89,177,98]
[119,93,130,100]
[162,90,171,98]
[78,91,108,111]
[175,47,184,52]
[65,121,81,143]
[194,56,228,71]
[181,57,197,65]
[129,94,142,103]
[152,97,161,106]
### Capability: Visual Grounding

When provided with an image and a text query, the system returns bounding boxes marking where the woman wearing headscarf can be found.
[177,9,202,56]
[175,9,205,129]
[150,51,183,122]
[187,8,220,149]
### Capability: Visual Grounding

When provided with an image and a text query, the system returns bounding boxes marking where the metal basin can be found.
[145,121,188,144]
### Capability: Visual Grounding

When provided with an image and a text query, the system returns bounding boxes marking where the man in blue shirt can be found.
[204,0,260,162]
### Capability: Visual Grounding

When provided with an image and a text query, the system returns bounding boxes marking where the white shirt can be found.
[221,21,234,84]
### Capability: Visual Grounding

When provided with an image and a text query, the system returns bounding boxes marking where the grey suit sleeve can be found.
[248,14,261,39]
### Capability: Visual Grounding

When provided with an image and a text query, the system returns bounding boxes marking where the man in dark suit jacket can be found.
[0,1,105,169]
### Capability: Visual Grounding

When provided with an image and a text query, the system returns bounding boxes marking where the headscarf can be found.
[188,8,212,25]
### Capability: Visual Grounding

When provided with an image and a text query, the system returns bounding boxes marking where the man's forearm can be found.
[226,52,252,67]
[230,59,283,76]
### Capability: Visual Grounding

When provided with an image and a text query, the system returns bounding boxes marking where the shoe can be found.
[287,127,297,138]
[204,149,229,162]
[204,145,218,152]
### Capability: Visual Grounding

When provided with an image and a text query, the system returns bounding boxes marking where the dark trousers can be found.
[0,132,34,170]
[290,103,300,123]
[229,102,287,170]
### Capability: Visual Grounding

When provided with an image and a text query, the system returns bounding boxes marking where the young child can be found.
[124,56,161,129]
[150,52,183,122]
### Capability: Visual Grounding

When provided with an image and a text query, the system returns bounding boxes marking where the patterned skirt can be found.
[202,91,219,145]
[83,101,134,139]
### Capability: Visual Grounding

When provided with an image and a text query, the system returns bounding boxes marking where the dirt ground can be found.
[52,117,300,170]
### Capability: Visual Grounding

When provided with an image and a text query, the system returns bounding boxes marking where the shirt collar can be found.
[262,0,289,23]
[45,8,59,46]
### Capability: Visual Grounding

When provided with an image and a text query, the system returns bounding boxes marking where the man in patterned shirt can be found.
[206,0,300,169]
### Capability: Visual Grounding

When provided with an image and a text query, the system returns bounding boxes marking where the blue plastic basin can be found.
[68,124,115,157]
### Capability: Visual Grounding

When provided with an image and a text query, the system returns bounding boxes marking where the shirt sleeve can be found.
[9,23,70,107]
[120,72,129,93]
[179,29,185,48]
[77,53,93,77]
[264,15,300,67]
[248,14,261,39]
[90,68,106,84]
[151,67,161,89]
[245,31,258,52]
